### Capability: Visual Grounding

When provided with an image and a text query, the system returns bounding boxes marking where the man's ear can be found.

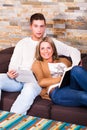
[29,24,32,30]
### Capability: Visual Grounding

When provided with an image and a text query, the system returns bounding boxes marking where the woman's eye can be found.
[41,47,44,50]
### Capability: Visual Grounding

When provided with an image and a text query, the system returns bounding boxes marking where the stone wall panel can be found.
[0,1,87,52]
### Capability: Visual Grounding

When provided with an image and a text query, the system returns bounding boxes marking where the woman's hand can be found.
[7,70,18,79]
[56,75,62,83]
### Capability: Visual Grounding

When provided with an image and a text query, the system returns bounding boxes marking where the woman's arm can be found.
[32,61,62,88]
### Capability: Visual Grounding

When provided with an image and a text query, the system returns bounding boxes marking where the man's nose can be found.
[37,27,41,31]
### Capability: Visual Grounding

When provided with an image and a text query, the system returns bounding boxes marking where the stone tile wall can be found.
[0,0,87,53]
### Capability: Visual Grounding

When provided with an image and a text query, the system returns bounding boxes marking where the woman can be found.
[32,36,87,106]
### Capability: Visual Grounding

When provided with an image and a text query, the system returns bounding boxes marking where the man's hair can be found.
[35,36,59,61]
[30,13,46,25]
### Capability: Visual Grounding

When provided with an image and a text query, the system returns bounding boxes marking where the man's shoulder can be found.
[18,37,31,43]
[16,37,32,47]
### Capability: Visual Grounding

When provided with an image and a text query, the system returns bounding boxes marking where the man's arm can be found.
[7,41,23,79]
[8,40,23,71]
[52,38,81,66]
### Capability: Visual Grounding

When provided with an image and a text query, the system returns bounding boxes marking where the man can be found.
[0,13,81,115]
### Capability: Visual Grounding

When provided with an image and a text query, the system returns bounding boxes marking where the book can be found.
[49,66,72,89]
[58,66,72,88]
[15,69,37,83]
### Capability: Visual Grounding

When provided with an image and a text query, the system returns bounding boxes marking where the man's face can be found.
[30,20,46,41]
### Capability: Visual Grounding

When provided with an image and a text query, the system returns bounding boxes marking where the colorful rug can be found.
[0,110,87,130]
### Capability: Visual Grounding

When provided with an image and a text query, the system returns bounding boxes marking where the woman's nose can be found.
[44,49,48,52]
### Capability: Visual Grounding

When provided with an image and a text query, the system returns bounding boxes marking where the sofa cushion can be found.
[1,91,52,119]
[28,96,52,119]
[1,91,19,110]
[51,104,87,126]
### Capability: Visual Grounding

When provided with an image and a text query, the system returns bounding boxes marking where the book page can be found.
[48,67,71,94]
[58,66,72,88]
[15,70,37,83]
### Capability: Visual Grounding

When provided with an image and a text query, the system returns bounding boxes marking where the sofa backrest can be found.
[81,54,87,71]
[0,47,87,73]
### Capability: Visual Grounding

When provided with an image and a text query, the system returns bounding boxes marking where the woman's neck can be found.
[43,58,53,63]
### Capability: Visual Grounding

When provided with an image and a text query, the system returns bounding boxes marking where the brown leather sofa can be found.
[0,47,87,126]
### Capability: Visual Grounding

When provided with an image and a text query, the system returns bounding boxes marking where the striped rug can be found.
[0,110,87,130]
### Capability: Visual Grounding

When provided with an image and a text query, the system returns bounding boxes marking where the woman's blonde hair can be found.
[35,36,59,61]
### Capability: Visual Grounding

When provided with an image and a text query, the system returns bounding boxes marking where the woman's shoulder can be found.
[32,60,40,71]
[32,60,48,68]
[33,59,43,63]
[32,60,40,65]
[32,60,48,72]
[32,60,44,67]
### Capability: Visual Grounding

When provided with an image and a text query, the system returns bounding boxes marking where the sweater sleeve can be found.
[8,40,23,71]
[52,38,81,66]
[32,60,61,88]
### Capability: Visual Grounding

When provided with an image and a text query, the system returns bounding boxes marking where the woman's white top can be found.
[48,62,67,95]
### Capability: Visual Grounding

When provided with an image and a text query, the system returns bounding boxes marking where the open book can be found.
[58,66,72,88]
[49,66,72,89]
[15,69,37,83]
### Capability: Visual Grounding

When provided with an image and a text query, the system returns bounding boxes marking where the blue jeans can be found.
[0,74,41,114]
[50,66,87,106]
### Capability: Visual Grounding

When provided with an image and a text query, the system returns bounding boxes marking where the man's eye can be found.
[41,25,45,28]
[34,25,37,27]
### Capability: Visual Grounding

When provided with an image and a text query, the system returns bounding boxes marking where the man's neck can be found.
[31,35,42,41]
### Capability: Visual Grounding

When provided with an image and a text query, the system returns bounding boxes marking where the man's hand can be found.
[7,70,18,79]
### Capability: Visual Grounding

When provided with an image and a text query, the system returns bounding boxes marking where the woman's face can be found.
[40,42,53,62]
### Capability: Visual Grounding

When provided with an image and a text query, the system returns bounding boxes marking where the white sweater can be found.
[8,37,81,71]
[9,37,38,71]
[52,38,81,66]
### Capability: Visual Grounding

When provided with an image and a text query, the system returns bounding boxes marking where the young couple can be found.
[0,13,86,115]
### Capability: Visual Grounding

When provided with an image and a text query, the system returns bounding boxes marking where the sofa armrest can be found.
[0,47,14,73]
